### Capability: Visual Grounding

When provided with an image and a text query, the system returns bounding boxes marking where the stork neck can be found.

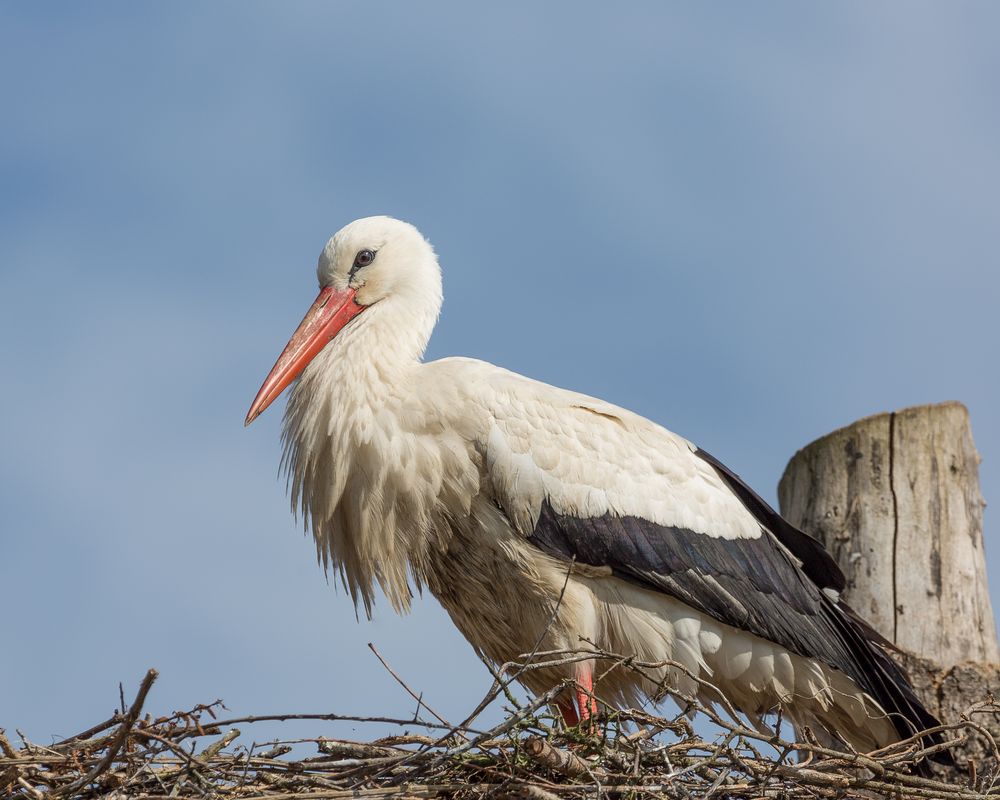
[324,297,432,388]
[283,292,440,473]
[281,295,445,615]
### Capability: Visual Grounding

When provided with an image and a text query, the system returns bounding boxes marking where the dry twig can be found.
[3,651,997,799]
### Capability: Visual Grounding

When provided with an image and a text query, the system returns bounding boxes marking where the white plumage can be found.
[247,216,940,754]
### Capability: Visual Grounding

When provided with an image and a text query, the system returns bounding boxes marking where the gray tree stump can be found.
[777,401,999,770]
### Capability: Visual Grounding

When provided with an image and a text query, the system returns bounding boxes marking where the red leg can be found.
[556,698,579,727]
[575,667,598,725]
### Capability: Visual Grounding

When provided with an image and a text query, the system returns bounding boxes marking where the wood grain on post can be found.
[778,401,997,662]
[777,401,999,766]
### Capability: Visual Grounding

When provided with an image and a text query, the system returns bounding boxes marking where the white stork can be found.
[246,216,942,755]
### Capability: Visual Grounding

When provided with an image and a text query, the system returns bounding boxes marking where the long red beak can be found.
[245,286,365,426]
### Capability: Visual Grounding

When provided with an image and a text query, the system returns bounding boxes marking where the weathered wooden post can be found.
[778,401,999,769]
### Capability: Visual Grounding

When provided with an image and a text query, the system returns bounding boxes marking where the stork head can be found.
[245,216,441,426]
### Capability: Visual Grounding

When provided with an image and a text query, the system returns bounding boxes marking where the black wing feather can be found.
[694,447,846,593]
[525,478,947,767]
[529,499,857,678]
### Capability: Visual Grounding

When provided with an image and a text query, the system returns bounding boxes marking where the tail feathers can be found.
[823,597,951,772]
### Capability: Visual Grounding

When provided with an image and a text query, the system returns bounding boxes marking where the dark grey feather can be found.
[525,496,946,764]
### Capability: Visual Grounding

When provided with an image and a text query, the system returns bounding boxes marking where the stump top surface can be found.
[783,400,969,469]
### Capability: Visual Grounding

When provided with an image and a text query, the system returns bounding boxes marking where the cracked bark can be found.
[778,402,999,771]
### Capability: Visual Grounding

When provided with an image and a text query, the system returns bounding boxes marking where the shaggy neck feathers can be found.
[281,285,452,617]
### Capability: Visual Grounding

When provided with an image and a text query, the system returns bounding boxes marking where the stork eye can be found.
[354,249,376,269]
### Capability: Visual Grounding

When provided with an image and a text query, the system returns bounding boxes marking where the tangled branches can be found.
[3,648,999,799]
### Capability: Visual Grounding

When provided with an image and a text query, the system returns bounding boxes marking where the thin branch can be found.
[53,667,158,798]
[366,642,463,739]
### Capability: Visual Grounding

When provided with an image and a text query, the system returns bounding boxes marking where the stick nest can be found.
[4,649,999,799]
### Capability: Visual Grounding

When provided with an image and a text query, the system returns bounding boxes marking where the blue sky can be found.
[2,3,998,746]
